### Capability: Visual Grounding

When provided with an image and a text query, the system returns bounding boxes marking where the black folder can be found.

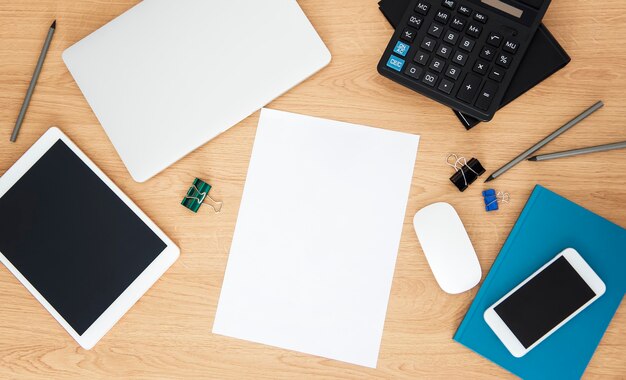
[379,0,571,129]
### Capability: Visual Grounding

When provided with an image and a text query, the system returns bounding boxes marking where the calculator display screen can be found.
[482,0,524,18]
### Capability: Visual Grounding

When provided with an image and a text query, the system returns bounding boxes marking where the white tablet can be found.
[0,127,179,349]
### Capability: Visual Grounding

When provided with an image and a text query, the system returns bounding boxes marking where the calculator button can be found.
[421,36,437,52]
[422,72,438,86]
[404,63,424,80]
[445,64,461,80]
[401,27,418,43]
[442,0,456,10]
[473,60,488,75]
[458,4,472,16]
[386,55,405,72]
[479,46,495,61]
[458,37,475,52]
[487,32,502,47]
[408,14,424,29]
[452,51,468,66]
[414,51,430,65]
[427,23,443,38]
[429,57,446,73]
[473,11,488,23]
[488,67,505,82]
[457,73,481,103]
[415,1,431,15]
[450,16,465,31]
[475,81,499,110]
[435,9,450,24]
[436,44,452,59]
[393,41,411,57]
[503,39,519,54]
[443,30,459,45]
[466,23,482,38]
[438,78,455,94]
[496,52,512,68]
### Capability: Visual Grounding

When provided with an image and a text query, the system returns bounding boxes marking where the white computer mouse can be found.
[413,202,481,294]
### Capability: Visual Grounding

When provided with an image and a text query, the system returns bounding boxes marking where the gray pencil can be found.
[485,100,604,182]
[528,141,626,161]
[10,20,56,142]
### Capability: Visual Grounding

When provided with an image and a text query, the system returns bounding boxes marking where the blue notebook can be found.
[454,185,626,379]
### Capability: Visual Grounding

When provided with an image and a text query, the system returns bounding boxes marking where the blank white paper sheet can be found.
[213,108,419,368]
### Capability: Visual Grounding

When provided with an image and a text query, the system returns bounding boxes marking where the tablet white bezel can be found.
[0,127,179,349]
[483,248,606,357]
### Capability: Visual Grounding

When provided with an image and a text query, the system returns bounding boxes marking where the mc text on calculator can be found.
[377,0,552,121]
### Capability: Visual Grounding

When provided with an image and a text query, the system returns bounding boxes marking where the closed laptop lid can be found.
[63,0,331,182]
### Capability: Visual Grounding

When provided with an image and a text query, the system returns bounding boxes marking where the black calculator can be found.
[377,0,551,121]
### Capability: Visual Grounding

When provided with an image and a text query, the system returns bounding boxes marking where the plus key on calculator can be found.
[377,0,552,121]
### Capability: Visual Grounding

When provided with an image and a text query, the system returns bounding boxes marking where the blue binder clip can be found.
[483,189,510,212]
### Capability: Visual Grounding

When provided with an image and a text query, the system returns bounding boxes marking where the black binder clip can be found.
[447,154,486,192]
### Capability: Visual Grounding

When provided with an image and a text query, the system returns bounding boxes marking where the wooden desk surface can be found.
[1,0,624,378]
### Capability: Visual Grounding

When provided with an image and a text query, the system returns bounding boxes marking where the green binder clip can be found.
[181,178,223,213]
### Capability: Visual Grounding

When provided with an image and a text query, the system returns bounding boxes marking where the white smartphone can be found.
[484,248,606,357]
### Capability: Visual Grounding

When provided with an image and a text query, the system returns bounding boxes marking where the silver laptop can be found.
[63,0,331,182]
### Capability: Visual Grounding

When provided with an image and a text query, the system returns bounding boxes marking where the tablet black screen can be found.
[0,140,166,335]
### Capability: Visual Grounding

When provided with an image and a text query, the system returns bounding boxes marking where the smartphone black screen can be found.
[0,140,166,335]
[494,256,596,348]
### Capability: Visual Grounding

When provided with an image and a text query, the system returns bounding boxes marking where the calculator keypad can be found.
[436,44,452,58]
[457,73,481,103]
[496,52,512,68]
[489,66,505,82]
[503,39,519,54]
[475,81,498,110]
[401,28,418,42]
[428,23,444,38]
[421,36,437,51]
[435,10,451,24]
[466,23,482,38]
[445,65,461,79]
[458,37,475,52]
[429,57,446,72]
[457,4,471,16]
[443,30,459,44]
[487,32,502,47]
[393,41,411,57]
[452,51,468,66]
[450,16,465,31]
[479,46,496,61]
[381,0,528,119]
[414,51,430,65]
[415,1,431,15]
[473,60,488,75]
[423,72,438,86]
[442,0,456,9]
[408,14,424,29]
[405,64,423,79]
[438,78,455,93]
[473,11,488,23]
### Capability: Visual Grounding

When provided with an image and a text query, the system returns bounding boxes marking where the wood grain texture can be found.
[0,0,625,378]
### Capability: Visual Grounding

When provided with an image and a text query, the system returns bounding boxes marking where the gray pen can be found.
[528,141,626,161]
[485,100,604,182]
[10,20,56,142]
